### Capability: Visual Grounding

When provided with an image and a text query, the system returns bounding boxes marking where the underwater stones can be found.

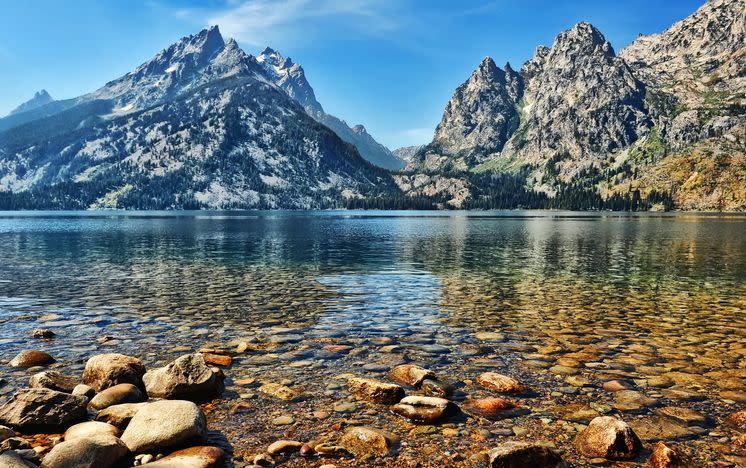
[486,441,562,467]
[724,410,746,431]
[655,406,709,427]
[628,416,705,441]
[9,350,54,368]
[267,440,304,455]
[0,388,87,433]
[82,353,145,392]
[120,400,207,453]
[476,372,525,394]
[339,426,397,458]
[31,329,55,339]
[391,396,454,424]
[420,379,454,398]
[612,390,659,412]
[28,371,78,393]
[347,378,404,404]
[88,383,143,410]
[559,404,601,424]
[475,332,505,342]
[143,353,224,402]
[603,379,635,392]
[258,383,301,401]
[387,364,435,388]
[574,416,642,460]
[462,398,521,421]
[200,352,232,367]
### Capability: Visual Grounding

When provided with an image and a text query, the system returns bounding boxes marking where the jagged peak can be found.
[555,22,615,56]
[504,62,515,74]
[352,125,367,135]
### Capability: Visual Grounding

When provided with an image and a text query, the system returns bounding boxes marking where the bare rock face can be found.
[41,434,128,468]
[504,22,650,169]
[120,400,207,453]
[346,378,404,404]
[144,446,227,468]
[387,364,436,388]
[82,353,146,392]
[574,416,642,460]
[0,388,87,433]
[487,441,563,467]
[411,58,523,172]
[28,371,78,393]
[142,353,224,402]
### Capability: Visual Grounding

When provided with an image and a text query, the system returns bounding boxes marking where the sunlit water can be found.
[0,211,744,464]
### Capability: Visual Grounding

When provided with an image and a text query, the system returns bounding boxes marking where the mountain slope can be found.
[8,90,55,116]
[0,27,400,209]
[257,48,405,171]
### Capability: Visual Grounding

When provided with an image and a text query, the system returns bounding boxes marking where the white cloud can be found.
[198,0,402,47]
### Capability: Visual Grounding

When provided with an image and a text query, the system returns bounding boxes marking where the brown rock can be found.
[391,396,454,424]
[120,400,207,453]
[88,383,143,410]
[725,410,746,431]
[258,383,301,401]
[200,352,232,367]
[339,426,397,457]
[487,441,562,467]
[9,350,54,368]
[143,353,224,402]
[603,380,635,392]
[387,364,436,388]
[94,403,148,429]
[82,354,145,392]
[655,406,709,427]
[31,329,55,339]
[629,416,705,441]
[648,441,683,468]
[135,446,226,468]
[420,378,454,398]
[267,440,303,455]
[64,421,121,441]
[476,372,525,394]
[41,434,128,468]
[29,371,78,393]
[462,398,522,421]
[347,378,404,404]
[574,416,642,460]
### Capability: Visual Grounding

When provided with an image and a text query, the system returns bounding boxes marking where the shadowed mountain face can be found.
[257,47,405,171]
[0,27,399,209]
[405,0,745,210]
[9,90,54,116]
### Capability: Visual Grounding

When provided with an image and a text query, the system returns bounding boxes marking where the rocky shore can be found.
[1,326,746,467]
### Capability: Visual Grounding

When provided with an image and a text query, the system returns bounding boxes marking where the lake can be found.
[1,211,745,465]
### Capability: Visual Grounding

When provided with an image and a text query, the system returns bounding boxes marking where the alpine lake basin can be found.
[0,210,745,466]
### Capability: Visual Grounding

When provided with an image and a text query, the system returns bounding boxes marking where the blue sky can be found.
[1,0,703,149]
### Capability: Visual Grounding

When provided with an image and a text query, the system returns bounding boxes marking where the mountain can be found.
[393,145,424,162]
[257,47,405,171]
[0,27,400,209]
[407,58,523,172]
[404,0,745,210]
[8,90,54,116]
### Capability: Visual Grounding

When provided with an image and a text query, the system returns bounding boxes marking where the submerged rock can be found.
[391,396,454,424]
[120,400,207,453]
[347,378,404,404]
[487,441,562,467]
[9,350,54,368]
[28,371,78,393]
[574,416,642,460]
[267,440,303,455]
[143,354,224,402]
[725,410,746,431]
[258,383,301,401]
[82,354,146,392]
[476,373,525,394]
[339,426,397,457]
[387,364,435,388]
[462,398,523,421]
[0,388,87,433]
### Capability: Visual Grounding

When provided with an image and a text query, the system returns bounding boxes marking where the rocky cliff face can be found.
[8,90,54,116]
[0,28,399,209]
[257,48,404,170]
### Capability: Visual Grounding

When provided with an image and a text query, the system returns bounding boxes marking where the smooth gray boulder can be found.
[41,435,128,468]
[82,353,145,392]
[120,400,207,453]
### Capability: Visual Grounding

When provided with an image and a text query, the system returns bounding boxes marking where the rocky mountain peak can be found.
[352,125,367,135]
[257,46,323,114]
[8,89,55,116]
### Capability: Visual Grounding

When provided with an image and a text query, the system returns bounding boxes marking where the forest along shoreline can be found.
[1,324,746,467]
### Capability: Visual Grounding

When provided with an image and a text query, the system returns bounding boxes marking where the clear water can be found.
[0,211,744,464]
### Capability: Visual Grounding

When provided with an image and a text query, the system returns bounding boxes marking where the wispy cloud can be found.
[177,0,403,47]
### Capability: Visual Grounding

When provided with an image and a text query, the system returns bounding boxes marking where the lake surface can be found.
[1,211,745,465]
